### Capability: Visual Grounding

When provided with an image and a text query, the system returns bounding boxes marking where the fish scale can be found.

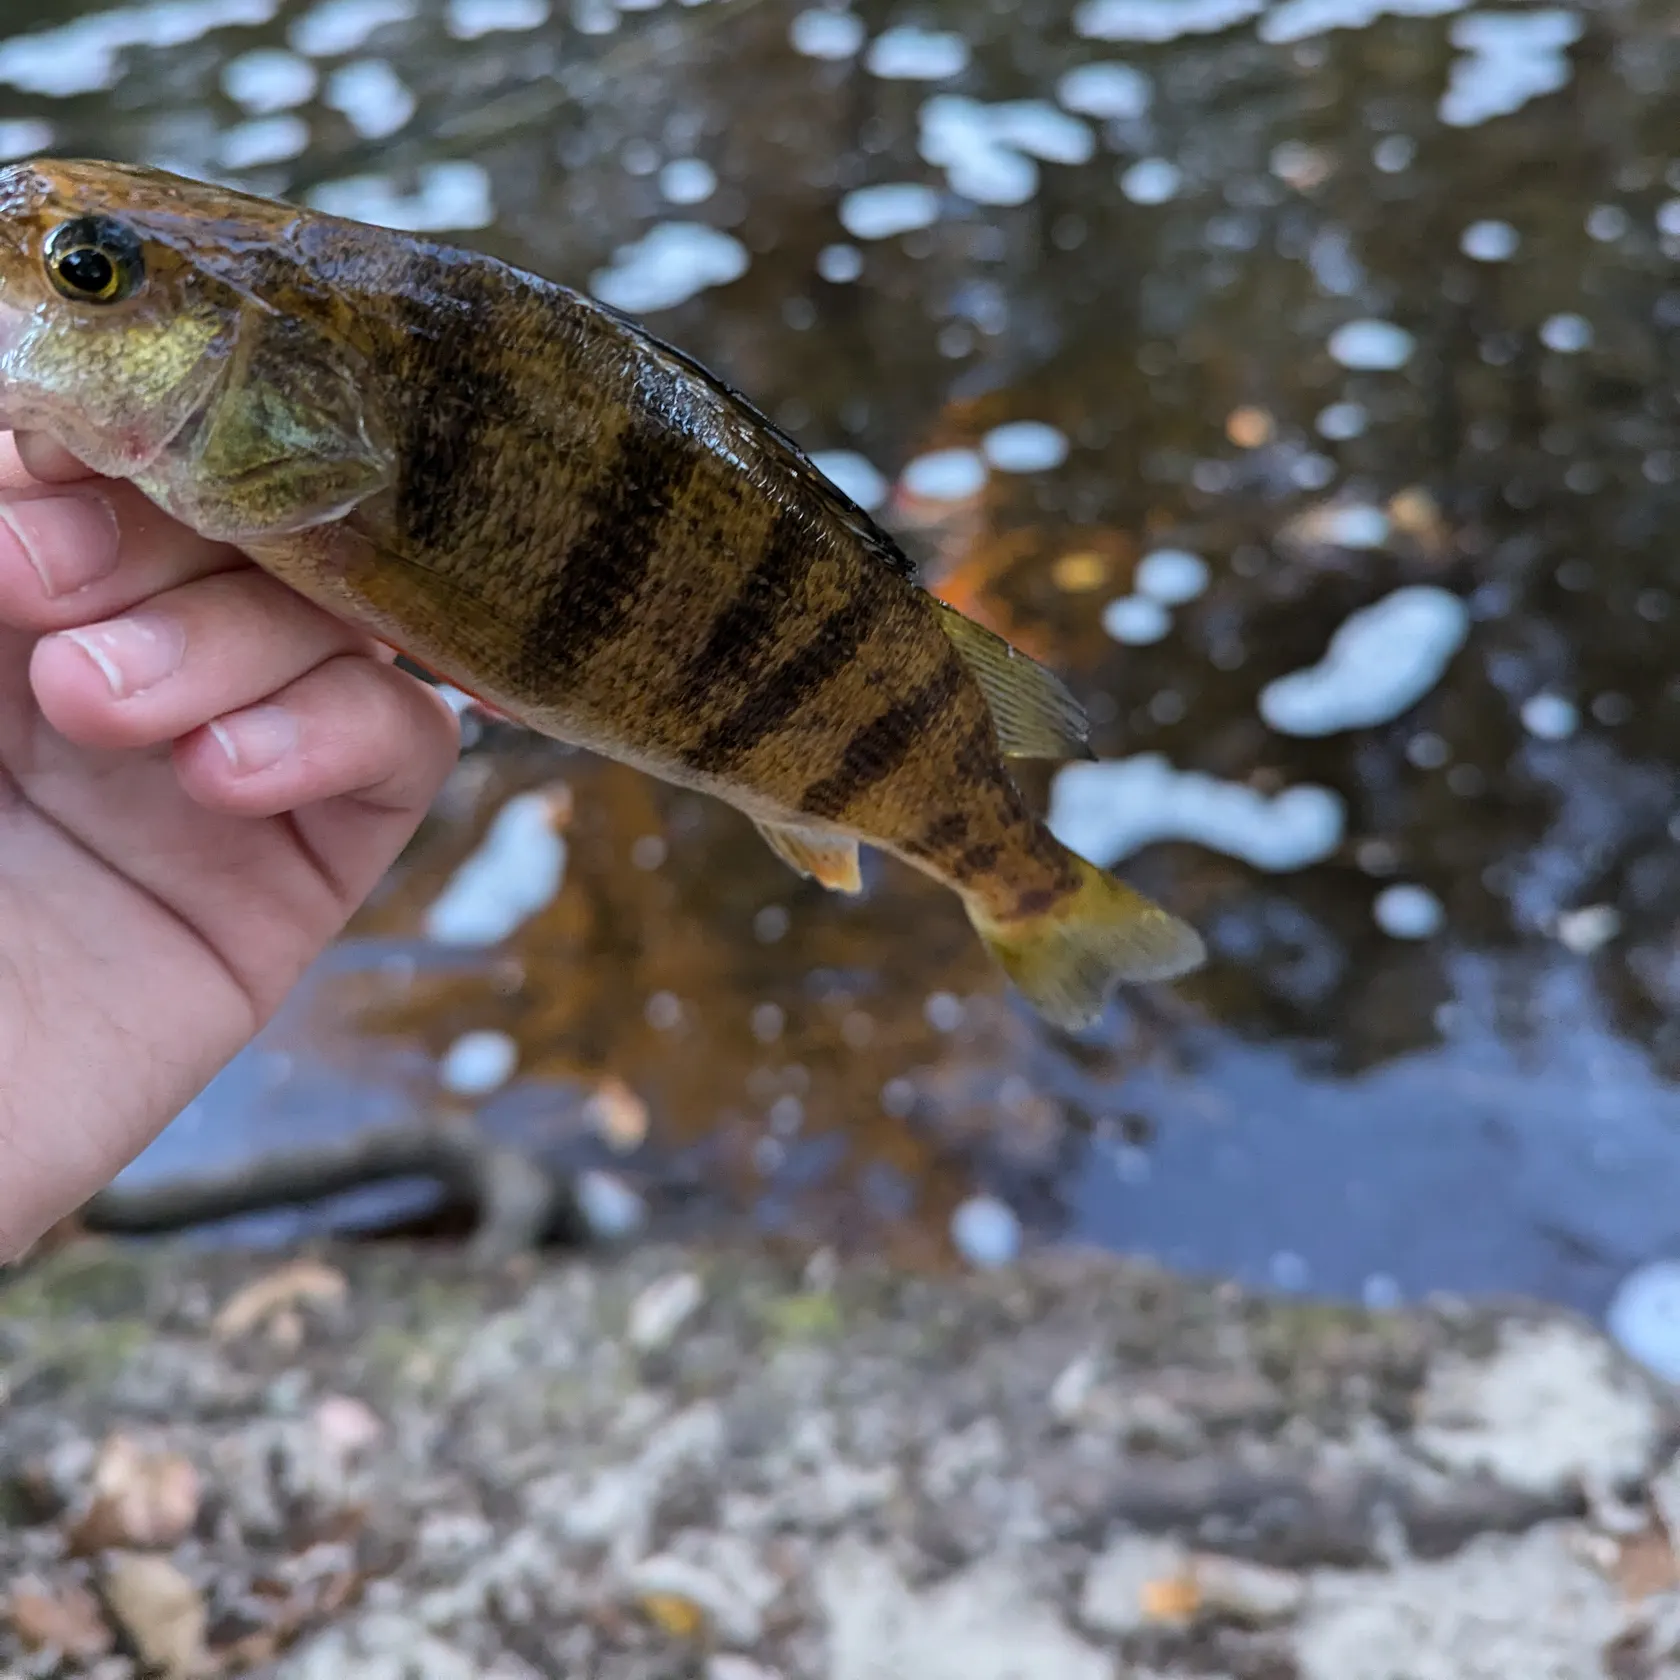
[0,157,1205,1029]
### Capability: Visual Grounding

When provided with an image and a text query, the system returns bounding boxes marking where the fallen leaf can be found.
[311,1395,385,1458]
[70,1434,200,1554]
[1140,1573,1200,1622]
[1226,406,1275,448]
[103,1553,209,1679]
[587,1075,650,1152]
[1615,1525,1680,1601]
[1385,486,1449,556]
[266,1307,306,1353]
[1189,1553,1305,1624]
[7,1576,113,1658]
[212,1260,348,1341]
[641,1591,707,1639]
[1051,551,1109,592]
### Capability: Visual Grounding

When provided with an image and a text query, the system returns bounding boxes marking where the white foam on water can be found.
[899,446,987,501]
[919,96,1094,207]
[1135,548,1209,604]
[837,181,941,238]
[981,421,1069,473]
[1363,1273,1404,1310]
[577,1169,648,1240]
[424,790,567,945]
[222,46,317,111]
[986,100,1096,164]
[809,449,889,510]
[1555,903,1619,954]
[310,160,493,229]
[446,0,549,37]
[1317,502,1391,547]
[1100,594,1171,644]
[1074,0,1263,43]
[1119,156,1180,203]
[1541,312,1592,353]
[659,157,716,204]
[1608,1262,1680,1384]
[1260,0,1465,44]
[1056,61,1151,119]
[1587,203,1629,242]
[324,58,415,138]
[290,0,415,57]
[864,25,969,80]
[439,1028,520,1096]
[1521,691,1578,740]
[0,0,279,95]
[1328,318,1415,369]
[942,142,1038,207]
[950,1195,1021,1268]
[789,7,864,59]
[1316,400,1368,440]
[0,118,50,159]
[1373,882,1445,939]
[1460,217,1519,260]
[816,241,863,282]
[1439,9,1582,129]
[588,221,749,311]
[1259,585,1469,737]
[217,112,311,167]
[1050,755,1347,870]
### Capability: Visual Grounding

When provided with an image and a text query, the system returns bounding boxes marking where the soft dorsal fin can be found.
[752,818,864,893]
[929,597,1094,761]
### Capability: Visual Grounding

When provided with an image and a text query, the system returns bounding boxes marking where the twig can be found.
[81,1122,583,1261]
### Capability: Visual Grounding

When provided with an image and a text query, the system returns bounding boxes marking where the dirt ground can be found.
[5,1239,1680,1679]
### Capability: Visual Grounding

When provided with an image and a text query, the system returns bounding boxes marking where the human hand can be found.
[0,431,460,1259]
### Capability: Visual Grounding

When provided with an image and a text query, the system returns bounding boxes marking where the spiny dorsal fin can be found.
[619,315,920,581]
[752,818,864,894]
[929,597,1094,762]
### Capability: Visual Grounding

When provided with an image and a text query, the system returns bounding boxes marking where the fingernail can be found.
[0,491,120,597]
[59,613,185,698]
[209,705,297,773]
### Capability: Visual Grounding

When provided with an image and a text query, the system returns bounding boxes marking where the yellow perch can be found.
[0,159,1203,1028]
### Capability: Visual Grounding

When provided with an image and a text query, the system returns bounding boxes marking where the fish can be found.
[0,158,1204,1029]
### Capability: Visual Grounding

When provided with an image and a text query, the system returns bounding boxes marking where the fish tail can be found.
[966,848,1204,1031]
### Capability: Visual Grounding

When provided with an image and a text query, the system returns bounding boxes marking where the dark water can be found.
[6,0,1678,1323]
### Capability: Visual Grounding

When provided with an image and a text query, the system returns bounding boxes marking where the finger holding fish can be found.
[172,649,459,826]
[28,565,372,753]
[0,467,241,629]
[0,421,448,822]
[11,427,89,483]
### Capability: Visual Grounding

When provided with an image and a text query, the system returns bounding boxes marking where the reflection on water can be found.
[7,0,1678,1317]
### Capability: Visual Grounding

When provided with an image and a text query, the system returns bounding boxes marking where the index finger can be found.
[1,429,93,490]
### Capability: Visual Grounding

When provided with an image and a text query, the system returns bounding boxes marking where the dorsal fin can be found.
[603,302,921,581]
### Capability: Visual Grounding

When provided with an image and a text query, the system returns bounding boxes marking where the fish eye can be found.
[43,216,145,305]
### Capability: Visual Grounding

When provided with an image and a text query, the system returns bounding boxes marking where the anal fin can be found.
[928,597,1094,761]
[753,819,863,894]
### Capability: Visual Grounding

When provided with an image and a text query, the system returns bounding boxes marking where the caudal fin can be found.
[968,853,1204,1031]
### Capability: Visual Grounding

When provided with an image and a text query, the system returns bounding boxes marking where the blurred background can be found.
[9,0,1678,1349]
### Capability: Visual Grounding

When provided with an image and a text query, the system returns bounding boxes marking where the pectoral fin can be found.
[753,819,864,893]
[929,597,1094,761]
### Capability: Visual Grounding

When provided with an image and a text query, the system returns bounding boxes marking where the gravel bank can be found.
[4,1240,1680,1678]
